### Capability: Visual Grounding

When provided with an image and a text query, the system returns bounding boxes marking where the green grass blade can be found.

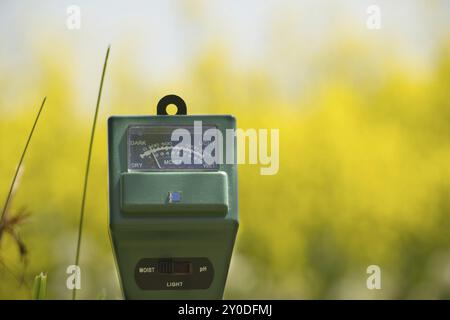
[72,46,110,300]
[32,272,47,300]
[0,97,47,222]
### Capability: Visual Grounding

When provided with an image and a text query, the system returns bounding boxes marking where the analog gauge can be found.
[127,125,219,171]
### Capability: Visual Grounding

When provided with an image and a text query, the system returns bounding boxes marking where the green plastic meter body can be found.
[107,96,238,299]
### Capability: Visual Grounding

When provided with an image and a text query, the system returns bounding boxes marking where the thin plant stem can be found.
[0,259,31,290]
[0,97,47,222]
[72,46,110,300]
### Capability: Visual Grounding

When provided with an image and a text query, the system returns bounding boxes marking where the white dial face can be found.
[127,125,219,171]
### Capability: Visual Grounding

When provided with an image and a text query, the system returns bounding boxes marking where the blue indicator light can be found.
[168,191,182,203]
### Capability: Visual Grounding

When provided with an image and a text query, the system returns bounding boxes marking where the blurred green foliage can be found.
[0,28,450,299]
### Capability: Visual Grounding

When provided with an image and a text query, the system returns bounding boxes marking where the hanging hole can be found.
[166,104,178,115]
[157,95,187,115]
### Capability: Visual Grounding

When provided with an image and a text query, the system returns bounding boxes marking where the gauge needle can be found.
[151,150,161,168]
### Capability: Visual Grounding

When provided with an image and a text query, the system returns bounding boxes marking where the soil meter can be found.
[108,95,238,299]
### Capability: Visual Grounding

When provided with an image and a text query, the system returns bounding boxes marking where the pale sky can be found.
[0,0,449,114]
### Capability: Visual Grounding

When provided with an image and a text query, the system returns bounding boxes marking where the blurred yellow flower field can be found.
[0,1,449,299]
